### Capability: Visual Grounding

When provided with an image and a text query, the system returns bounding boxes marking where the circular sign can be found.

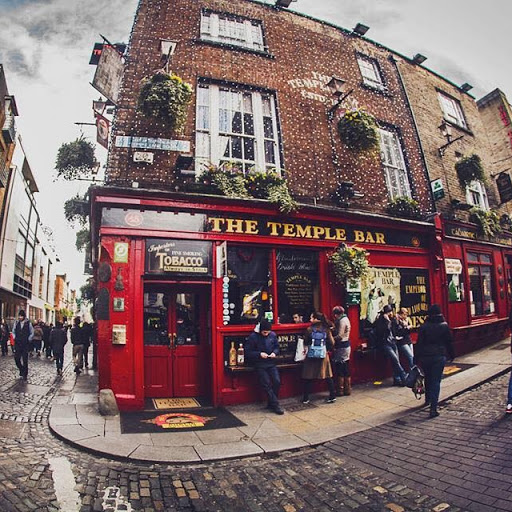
[124,212,143,227]
[114,243,128,261]
[223,277,230,284]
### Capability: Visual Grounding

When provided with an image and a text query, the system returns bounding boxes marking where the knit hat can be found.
[259,319,272,331]
[428,304,442,316]
[18,310,26,318]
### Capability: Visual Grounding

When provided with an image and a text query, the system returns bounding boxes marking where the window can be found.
[466,180,489,210]
[200,11,265,52]
[467,252,494,316]
[357,55,385,91]
[195,83,281,174]
[225,246,320,326]
[379,128,411,199]
[438,92,467,129]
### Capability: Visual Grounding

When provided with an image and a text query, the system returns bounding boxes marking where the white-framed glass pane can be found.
[357,56,384,89]
[466,180,489,210]
[379,128,411,199]
[438,92,467,128]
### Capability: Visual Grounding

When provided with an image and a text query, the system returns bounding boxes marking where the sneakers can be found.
[325,397,337,404]
[302,398,310,404]
[506,404,512,415]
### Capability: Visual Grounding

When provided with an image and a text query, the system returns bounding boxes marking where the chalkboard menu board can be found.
[223,332,301,367]
[276,249,318,324]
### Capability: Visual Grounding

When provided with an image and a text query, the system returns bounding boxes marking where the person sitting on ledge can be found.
[245,319,284,415]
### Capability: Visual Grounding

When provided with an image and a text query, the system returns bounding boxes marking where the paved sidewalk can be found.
[49,340,511,463]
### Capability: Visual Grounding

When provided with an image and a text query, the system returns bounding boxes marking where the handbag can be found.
[294,336,306,362]
[405,365,425,399]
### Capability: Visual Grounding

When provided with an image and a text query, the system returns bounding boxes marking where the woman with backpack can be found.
[415,304,455,418]
[301,311,336,404]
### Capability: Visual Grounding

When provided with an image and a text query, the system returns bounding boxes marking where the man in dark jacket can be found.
[245,319,284,415]
[415,304,455,418]
[70,317,84,375]
[50,322,68,376]
[12,310,34,381]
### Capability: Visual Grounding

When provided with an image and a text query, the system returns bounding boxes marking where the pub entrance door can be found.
[143,284,209,398]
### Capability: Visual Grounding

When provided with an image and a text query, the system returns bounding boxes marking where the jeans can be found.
[14,348,29,378]
[420,355,446,411]
[382,343,407,384]
[256,366,281,408]
[54,351,64,371]
[73,344,84,370]
[398,343,414,371]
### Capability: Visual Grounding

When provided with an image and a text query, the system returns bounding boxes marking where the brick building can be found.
[91,0,511,409]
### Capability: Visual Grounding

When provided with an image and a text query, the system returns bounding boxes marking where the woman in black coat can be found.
[415,304,455,418]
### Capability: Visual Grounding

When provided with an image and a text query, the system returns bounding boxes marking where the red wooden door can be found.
[143,285,208,398]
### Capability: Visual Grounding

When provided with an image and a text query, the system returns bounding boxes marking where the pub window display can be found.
[467,252,495,316]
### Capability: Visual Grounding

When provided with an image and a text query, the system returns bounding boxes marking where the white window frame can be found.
[466,180,489,210]
[357,55,385,91]
[379,127,412,200]
[200,11,265,52]
[195,83,282,175]
[438,92,467,129]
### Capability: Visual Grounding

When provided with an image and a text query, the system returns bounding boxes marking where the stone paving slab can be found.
[253,433,309,452]
[194,439,264,460]
[51,424,100,442]
[129,443,201,462]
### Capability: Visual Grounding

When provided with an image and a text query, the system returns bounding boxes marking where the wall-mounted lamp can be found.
[412,53,427,65]
[352,23,369,36]
[438,120,464,157]
[332,181,364,207]
[326,76,353,117]
[275,0,296,7]
[460,82,473,93]
[175,153,194,177]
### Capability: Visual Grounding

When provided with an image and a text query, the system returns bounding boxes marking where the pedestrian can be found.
[0,320,10,356]
[245,319,284,415]
[301,311,337,404]
[50,321,67,376]
[12,310,34,381]
[506,306,512,415]
[70,316,84,375]
[81,321,93,368]
[332,305,351,396]
[393,307,414,371]
[32,321,44,357]
[42,321,52,359]
[375,305,407,386]
[415,304,455,418]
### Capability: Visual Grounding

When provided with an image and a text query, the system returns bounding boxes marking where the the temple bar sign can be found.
[146,240,212,276]
[496,172,512,204]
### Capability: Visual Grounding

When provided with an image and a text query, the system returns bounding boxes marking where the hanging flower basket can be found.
[455,154,486,187]
[337,108,379,152]
[328,243,369,284]
[386,196,422,220]
[55,137,97,180]
[137,71,193,133]
[246,170,298,213]
[197,164,249,198]
[469,207,501,237]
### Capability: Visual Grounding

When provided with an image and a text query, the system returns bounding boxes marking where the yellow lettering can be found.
[365,232,376,244]
[335,228,347,241]
[354,230,365,242]
[267,222,281,236]
[283,223,296,237]
[225,218,244,233]
[245,220,258,235]
[295,225,312,238]
[209,218,224,232]
[375,232,386,244]
[324,227,336,240]
[312,226,325,239]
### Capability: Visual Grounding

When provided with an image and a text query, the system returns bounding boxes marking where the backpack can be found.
[307,328,327,359]
[405,365,425,399]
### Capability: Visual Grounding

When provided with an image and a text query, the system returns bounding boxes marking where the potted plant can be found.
[337,108,379,152]
[469,207,502,237]
[455,154,486,187]
[328,243,369,284]
[55,137,97,180]
[386,196,422,220]
[137,71,193,133]
[246,170,298,213]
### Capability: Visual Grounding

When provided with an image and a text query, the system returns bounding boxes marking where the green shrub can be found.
[386,196,422,220]
[337,108,379,152]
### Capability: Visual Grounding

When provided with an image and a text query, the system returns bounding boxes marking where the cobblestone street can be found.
[0,350,510,511]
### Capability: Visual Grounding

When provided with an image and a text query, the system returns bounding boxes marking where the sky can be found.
[0,0,511,292]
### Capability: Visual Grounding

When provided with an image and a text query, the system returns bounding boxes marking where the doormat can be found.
[120,407,246,434]
[491,343,510,350]
[152,398,201,410]
[443,362,477,378]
